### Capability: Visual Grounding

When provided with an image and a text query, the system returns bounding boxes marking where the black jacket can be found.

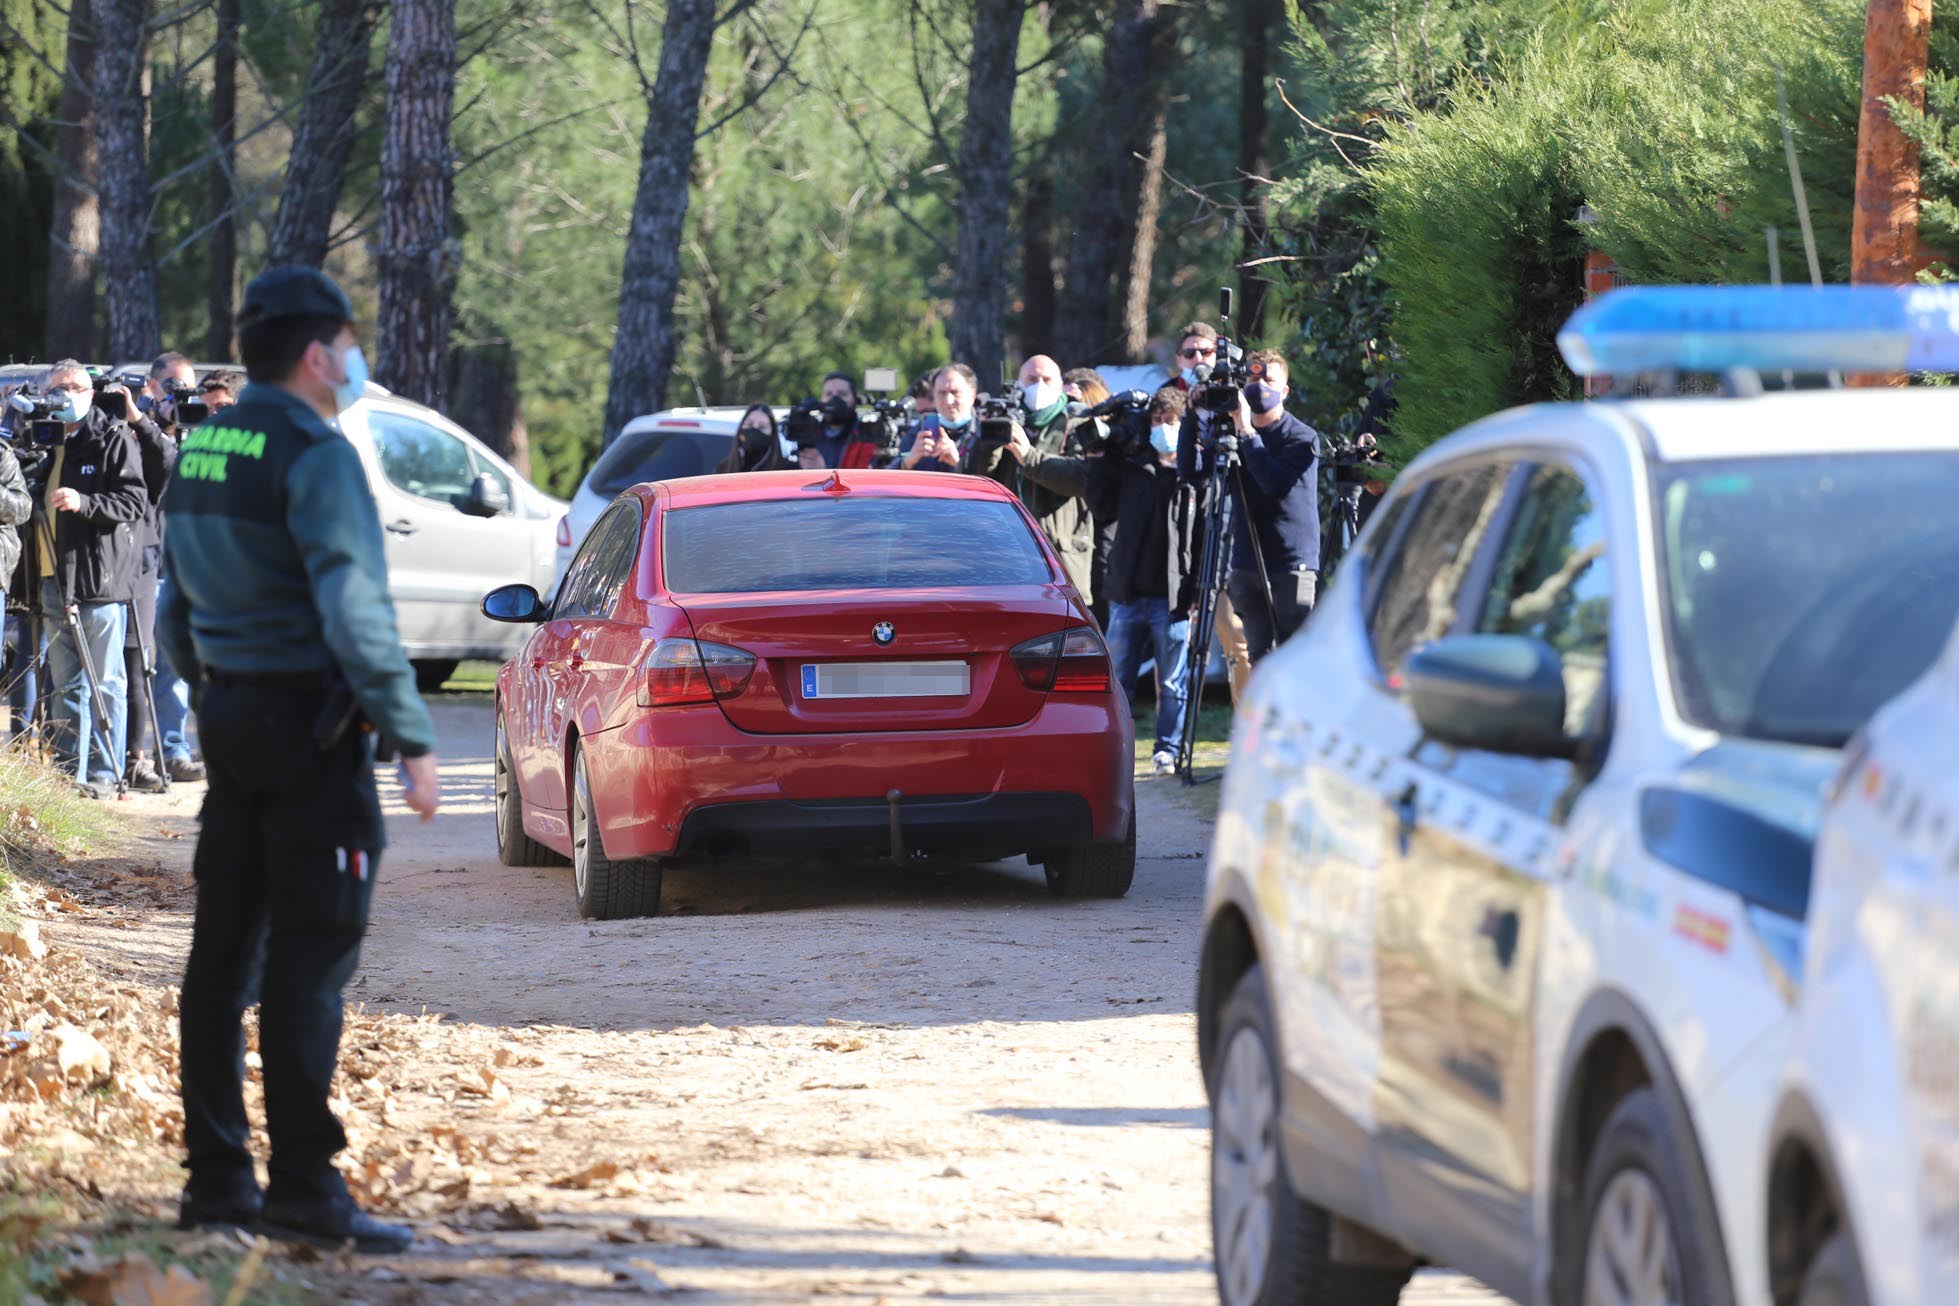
[130,415,179,579]
[1021,449,1200,611]
[41,406,148,605]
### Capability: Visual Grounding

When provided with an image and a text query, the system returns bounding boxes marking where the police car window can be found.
[369,413,475,508]
[1366,461,1513,679]
[1657,452,1959,746]
[556,505,634,619]
[1477,464,1609,737]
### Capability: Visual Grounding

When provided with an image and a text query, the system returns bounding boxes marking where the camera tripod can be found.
[1174,425,1278,786]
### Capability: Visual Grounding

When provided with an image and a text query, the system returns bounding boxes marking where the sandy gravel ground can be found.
[44,696,1512,1304]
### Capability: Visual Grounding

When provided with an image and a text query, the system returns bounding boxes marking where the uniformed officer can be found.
[158,266,442,1253]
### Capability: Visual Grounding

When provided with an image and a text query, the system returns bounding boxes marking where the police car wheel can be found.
[571,743,662,920]
[1795,1233,1869,1306]
[495,707,562,868]
[1573,1088,1730,1306]
[1043,812,1136,899]
[1209,964,1410,1306]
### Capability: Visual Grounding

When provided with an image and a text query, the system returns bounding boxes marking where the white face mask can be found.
[1021,380,1061,415]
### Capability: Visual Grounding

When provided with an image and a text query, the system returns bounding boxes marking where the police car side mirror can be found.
[1403,634,1577,760]
[483,583,548,624]
[462,472,510,518]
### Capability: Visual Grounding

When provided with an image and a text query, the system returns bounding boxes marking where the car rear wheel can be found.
[1043,812,1136,899]
[412,658,459,692]
[571,744,662,920]
[495,708,562,868]
[1796,1233,1869,1306]
[1210,964,1410,1306]
[1573,1087,1732,1306]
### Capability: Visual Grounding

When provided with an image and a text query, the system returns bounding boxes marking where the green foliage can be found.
[0,0,63,361]
[1353,0,1864,459]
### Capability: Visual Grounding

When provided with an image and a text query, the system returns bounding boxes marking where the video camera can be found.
[1069,389,1153,457]
[856,367,908,464]
[5,389,72,452]
[165,383,211,427]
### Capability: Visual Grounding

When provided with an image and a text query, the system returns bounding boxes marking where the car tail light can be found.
[638,638,756,707]
[1010,625,1111,693]
[555,515,572,548]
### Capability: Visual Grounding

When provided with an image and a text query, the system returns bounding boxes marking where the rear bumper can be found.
[677,792,1092,860]
[585,697,1133,860]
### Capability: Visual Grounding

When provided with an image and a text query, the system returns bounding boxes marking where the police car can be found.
[1765,616,1959,1306]
[1196,286,1959,1306]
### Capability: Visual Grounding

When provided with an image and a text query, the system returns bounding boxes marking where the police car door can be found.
[1372,458,1610,1294]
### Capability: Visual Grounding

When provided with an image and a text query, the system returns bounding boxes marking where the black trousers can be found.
[1227,567,1318,665]
[179,678,384,1209]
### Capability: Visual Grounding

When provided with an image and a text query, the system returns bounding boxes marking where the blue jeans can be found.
[1106,598,1190,755]
[41,581,127,786]
[154,635,193,764]
[6,610,37,742]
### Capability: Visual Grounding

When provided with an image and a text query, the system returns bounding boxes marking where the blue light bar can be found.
[1557,284,1959,376]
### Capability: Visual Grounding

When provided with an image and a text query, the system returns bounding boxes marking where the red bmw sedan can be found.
[483,469,1136,919]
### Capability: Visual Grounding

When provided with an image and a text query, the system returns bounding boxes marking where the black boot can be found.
[258,1200,413,1254]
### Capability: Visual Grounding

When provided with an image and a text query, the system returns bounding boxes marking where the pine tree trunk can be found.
[1117,92,1168,362]
[1238,0,1277,338]
[206,0,239,359]
[950,0,1026,386]
[45,0,99,361]
[600,0,717,446]
[376,0,457,411]
[93,0,161,361]
[1018,156,1057,359]
[267,0,380,268]
[1053,0,1169,365]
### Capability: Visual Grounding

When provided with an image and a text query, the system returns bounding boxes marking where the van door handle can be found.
[385,519,418,536]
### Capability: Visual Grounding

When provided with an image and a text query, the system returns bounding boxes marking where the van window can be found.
[588,430,733,497]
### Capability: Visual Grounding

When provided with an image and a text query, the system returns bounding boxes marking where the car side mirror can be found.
[462,471,510,518]
[1403,634,1576,760]
[483,582,548,624]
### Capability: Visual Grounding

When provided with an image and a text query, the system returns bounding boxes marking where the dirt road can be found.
[56,695,1509,1303]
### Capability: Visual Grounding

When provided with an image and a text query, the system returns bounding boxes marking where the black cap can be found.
[237,266,354,329]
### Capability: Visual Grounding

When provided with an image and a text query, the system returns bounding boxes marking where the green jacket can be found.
[967,407,1095,602]
[157,383,436,757]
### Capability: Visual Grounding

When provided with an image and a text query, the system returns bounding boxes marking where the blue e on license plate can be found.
[800,661,969,699]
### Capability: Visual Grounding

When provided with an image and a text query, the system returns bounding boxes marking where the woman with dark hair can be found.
[716,404,789,473]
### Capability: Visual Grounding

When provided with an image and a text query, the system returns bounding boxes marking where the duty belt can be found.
[201,666,327,693]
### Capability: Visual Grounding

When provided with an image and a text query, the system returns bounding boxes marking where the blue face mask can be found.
[942,413,971,432]
[1149,424,1176,456]
[1179,367,1199,388]
[53,387,90,424]
[333,345,369,414]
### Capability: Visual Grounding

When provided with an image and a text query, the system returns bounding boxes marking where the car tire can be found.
[1796,1233,1869,1306]
[495,708,562,868]
[1570,1087,1734,1306]
[1209,964,1411,1306]
[571,743,662,920]
[1043,812,1136,899]
[413,659,459,693]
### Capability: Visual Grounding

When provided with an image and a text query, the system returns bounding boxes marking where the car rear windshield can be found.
[588,429,732,497]
[1655,451,1959,747]
[664,497,1054,593]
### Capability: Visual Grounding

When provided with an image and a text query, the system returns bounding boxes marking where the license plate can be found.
[800,661,969,700]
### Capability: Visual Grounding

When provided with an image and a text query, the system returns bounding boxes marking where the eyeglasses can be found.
[1178,346,1216,360]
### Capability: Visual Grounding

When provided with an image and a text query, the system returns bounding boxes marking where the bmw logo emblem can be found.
[873,622,896,645]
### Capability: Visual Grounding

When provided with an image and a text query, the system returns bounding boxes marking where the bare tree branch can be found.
[693,2,817,141]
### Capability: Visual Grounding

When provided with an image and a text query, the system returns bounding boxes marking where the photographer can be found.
[31,360,149,797]
[900,363,976,473]
[1172,322,1219,392]
[1181,349,1320,664]
[1063,367,1115,628]
[1010,385,1197,773]
[715,404,791,473]
[0,416,33,719]
[970,354,1095,602]
[811,372,883,469]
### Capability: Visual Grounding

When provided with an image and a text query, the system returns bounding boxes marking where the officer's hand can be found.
[51,487,81,512]
[400,753,441,821]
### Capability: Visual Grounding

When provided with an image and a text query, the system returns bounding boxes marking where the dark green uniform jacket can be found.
[157,383,436,757]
